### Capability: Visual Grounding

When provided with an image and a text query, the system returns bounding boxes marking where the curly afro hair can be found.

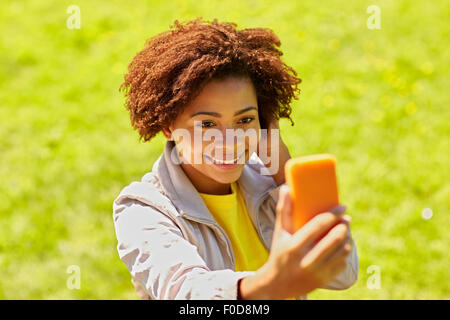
[119,17,302,142]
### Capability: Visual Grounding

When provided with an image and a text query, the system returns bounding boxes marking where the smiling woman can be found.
[160,76,262,194]
[113,17,358,300]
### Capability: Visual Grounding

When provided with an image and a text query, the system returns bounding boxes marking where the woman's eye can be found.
[238,117,255,124]
[201,121,215,128]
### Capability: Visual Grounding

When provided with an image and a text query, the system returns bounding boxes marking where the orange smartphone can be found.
[285,154,340,232]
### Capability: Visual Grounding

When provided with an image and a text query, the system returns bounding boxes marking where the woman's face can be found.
[162,75,261,193]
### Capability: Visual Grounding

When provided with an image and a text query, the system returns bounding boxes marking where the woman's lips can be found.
[203,152,246,169]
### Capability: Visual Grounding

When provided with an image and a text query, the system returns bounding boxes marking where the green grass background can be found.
[0,0,448,299]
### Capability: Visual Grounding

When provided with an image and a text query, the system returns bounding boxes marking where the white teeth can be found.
[204,153,244,165]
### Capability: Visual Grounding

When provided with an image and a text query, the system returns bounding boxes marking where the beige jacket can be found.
[112,140,358,299]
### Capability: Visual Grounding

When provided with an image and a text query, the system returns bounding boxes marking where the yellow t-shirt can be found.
[199,182,296,300]
[199,181,269,272]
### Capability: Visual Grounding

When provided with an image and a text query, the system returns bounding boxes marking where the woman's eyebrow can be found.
[190,106,257,118]
[190,111,221,118]
[234,106,257,116]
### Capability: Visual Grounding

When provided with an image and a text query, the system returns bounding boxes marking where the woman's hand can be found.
[239,184,353,299]
[256,117,291,185]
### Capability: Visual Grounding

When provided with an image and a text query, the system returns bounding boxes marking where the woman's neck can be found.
[180,162,232,195]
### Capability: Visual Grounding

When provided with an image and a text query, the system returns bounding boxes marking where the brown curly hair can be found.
[119,17,302,142]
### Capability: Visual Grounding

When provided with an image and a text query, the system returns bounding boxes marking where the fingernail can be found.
[330,204,346,215]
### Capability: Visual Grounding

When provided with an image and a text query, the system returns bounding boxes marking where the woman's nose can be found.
[210,128,246,158]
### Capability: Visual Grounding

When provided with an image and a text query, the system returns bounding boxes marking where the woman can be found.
[113,17,358,300]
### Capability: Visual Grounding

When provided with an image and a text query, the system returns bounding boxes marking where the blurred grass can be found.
[0,0,448,299]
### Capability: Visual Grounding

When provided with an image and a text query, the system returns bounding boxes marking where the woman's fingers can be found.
[299,220,350,270]
[319,234,353,269]
[311,238,352,287]
[274,185,287,229]
[275,184,294,235]
[280,185,294,234]
[289,205,347,254]
[274,185,290,239]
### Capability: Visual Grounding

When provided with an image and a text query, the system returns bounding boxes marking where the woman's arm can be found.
[257,119,358,291]
[239,186,354,299]
[113,199,254,299]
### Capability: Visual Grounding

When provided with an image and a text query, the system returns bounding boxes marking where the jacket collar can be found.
[153,140,277,224]
[153,140,214,224]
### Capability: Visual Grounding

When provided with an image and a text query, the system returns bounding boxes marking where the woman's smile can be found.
[203,151,246,169]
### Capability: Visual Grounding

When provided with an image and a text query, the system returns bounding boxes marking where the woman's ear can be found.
[161,126,174,141]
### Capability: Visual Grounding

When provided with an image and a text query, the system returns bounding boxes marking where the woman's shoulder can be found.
[113,170,179,220]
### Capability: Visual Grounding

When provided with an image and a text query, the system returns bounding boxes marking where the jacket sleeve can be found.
[318,227,358,290]
[113,199,255,300]
[267,183,359,290]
